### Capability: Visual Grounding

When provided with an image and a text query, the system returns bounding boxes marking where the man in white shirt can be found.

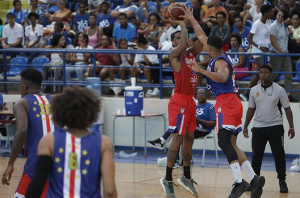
[159,23,181,48]
[1,13,24,59]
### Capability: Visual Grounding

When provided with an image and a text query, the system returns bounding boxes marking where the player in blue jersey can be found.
[2,67,57,198]
[25,86,117,198]
[182,7,265,198]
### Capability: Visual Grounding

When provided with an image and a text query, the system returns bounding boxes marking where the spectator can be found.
[66,32,93,82]
[1,13,24,59]
[203,0,229,29]
[243,64,295,194]
[269,9,298,102]
[48,0,59,14]
[240,5,273,101]
[83,14,103,48]
[159,23,181,46]
[133,36,160,97]
[161,0,177,27]
[24,0,43,26]
[229,33,251,80]
[88,0,103,15]
[44,34,71,83]
[73,1,90,32]
[137,21,148,38]
[240,0,267,18]
[209,11,231,48]
[53,21,68,47]
[146,13,163,48]
[187,0,207,36]
[288,12,300,44]
[25,12,43,63]
[112,13,136,48]
[43,0,72,29]
[233,16,251,49]
[111,0,138,26]
[97,1,114,37]
[6,0,26,25]
[135,0,157,23]
[88,35,117,82]
[225,0,243,26]
[243,0,265,26]
[0,18,4,48]
[111,0,124,9]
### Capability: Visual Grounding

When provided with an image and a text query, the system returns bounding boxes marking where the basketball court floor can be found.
[0,147,299,198]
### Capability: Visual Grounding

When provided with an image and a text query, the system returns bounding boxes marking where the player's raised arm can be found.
[181,5,207,46]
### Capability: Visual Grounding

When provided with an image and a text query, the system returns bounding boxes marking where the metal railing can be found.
[0,48,299,98]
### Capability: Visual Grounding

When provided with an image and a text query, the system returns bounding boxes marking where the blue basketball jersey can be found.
[74,13,90,32]
[206,55,239,97]
[47,131,102,198]
[23,94,56,178]
[230,45,250,69]
[233,26,251,48]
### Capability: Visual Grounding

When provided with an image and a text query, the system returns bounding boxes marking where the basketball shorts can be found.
[15,173,48,198]
[215,93,243,135]
[168,93,196,135]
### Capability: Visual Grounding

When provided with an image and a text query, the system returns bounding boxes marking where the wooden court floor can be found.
[0,157,300,198]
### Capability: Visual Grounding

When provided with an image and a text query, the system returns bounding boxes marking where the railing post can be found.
[3,52,8,94]
[159,53,163,99]
[62,51,66,87]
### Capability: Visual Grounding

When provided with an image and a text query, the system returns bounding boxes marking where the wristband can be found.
[290,128,294,130]
[143,7,146,10]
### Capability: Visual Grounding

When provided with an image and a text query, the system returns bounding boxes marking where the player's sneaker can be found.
[245,180,251,191]
[250,175,265,198]
[177,176,199,197]
[228,179,248,198]
[160,178,176,198]
[147,138,164,150]
[279,180,288,193]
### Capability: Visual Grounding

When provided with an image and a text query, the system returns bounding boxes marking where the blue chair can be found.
[31,57,50,72]
[161,1,170,7]
[186,2,192,8]
[6,57,28,76]
[293,61,300,82]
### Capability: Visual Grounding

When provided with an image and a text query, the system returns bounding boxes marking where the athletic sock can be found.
[184,166,191,179]
[166,166,173,181]
[230,162,243,183]
[160,137,165,144]
[241,161,256,180]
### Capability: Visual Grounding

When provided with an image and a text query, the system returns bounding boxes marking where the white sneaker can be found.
[150,88,160,96]
[146,89,153,96]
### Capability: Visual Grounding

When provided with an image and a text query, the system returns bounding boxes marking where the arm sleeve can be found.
[25,155,52,198]
[279,87,290,108]
[269,24,276,36]
[250,20,258,34]
[248,88,256,108]
[17,25,24,38]
[37,25,43,36]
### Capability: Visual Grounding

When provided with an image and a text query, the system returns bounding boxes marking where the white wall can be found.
[3,95,300,155]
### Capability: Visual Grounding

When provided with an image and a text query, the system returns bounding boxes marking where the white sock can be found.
[230,162,243,183]
[160,137,165,144]
[241,161,256,181]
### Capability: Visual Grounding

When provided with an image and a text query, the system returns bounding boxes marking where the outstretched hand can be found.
[186,59,202,73]
[179,4,194,21]
[169,18,185,26]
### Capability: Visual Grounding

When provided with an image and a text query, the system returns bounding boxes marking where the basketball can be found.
[168,3,185,21]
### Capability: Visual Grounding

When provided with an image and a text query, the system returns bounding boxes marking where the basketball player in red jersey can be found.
[160,17,206,198]
[182,6,265,198]
[2,68,59,198]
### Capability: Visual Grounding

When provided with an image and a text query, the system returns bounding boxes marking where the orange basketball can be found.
[168,3,185,21]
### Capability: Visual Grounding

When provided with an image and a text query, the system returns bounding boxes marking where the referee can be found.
[243,64,295,193]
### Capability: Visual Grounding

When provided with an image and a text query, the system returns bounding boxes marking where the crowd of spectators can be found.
[0,0,300,98]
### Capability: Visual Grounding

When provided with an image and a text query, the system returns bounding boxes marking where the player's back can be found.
[47,131,102,198]
[173,51,197,96]
[23,94,56,178]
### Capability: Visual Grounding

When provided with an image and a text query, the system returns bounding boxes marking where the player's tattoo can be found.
[182,152,192,163]
[167,149,178,163]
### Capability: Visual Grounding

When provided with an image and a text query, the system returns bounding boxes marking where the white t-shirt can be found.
[25,24,43,45]
[250,19,271,45]
[74,45,93,64]
[134,45,159,65]
[249,5,262,24]
[161,42,173,59]
[2,23,24,45]
[159,25,181,43]
[88,0,104,8]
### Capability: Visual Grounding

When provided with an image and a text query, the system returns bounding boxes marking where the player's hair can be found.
[259,64,273,73]
[234,15,243,22]
[207,35,223,50]
[13,0,21,6]
[50,86,101,129]
[171,30,181,41]
[118,12,127,18]
[51,34,64,47]
[260,5,273,15]
[149,13,160,24]
[229,33,242,45]
[216,11,227,20]
[28,12,39,20]
[137,36,147,45]
[20,67,43,87]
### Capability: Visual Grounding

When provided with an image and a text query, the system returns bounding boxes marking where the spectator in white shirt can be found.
[159,23,181,48]
[25,12,43,63]
[1,13,24,59]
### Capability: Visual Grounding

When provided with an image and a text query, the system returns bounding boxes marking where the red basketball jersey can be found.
[173,51,197,95]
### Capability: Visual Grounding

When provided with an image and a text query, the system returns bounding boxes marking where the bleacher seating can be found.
[31,57,50,72]
[5,57,28,77]
[293,61,300,82]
